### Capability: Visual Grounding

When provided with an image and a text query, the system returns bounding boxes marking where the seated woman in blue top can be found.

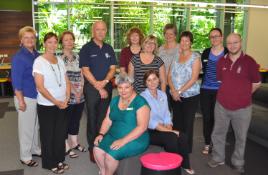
[93,73,150,175]
[141,70,195,175]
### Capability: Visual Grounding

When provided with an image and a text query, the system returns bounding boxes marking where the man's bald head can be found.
[226,33,242,56]
[92,21,107,32]
[226,33,241,42]
[91,20,107,43]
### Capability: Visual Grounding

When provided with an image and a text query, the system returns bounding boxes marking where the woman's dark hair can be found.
[143,70,160,86]
[59,31,75,44]
[209,27,223,36]
[163,23,177,35]
[44,32,58,43]
[179,31,193,43]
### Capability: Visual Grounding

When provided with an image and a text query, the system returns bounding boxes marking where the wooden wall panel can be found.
[0,11,32,63]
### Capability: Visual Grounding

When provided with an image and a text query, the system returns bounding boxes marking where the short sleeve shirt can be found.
[60,52,85,104]
[158,44,180,76]
[33,56,67,106]
[119,47,139,73]
[79,39,117,81]
[140,89,172,129]
[216,52,261,110]
[131,54,164,94]
[170,52,201,98]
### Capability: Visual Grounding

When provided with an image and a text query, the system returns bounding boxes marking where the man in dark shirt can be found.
[208,33,261,173]
[79,21,117,163]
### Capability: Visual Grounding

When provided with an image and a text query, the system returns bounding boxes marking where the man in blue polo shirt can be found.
[79,20,117,163]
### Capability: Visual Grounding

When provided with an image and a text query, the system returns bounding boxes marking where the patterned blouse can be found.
[60,52,85,104]
[170,52,200,98]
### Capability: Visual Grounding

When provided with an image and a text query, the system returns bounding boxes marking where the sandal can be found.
[58,162,69,170]
[66,149,78,158]
[202,145,211,155]
[20,160,38,167]
[73,144,87,152]
[183,168,195,175]
[51,167,64,174]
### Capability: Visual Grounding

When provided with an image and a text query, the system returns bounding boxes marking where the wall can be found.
[0,0,32,63]
[246,0,268,68]
[0,0,32,11]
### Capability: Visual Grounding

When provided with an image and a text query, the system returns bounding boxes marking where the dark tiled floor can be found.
[0,98,267,175]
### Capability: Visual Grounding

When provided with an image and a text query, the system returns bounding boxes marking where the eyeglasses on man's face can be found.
[226,40,241,45]
[209,35,222,39]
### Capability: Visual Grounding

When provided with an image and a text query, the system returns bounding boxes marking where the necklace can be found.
[120,95,134,109]
[121,99,131,106]
[49,63,62,87]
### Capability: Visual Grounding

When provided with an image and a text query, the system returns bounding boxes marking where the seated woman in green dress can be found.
[93,73,150,175]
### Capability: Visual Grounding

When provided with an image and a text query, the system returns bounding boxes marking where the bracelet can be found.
[98,133,105,137]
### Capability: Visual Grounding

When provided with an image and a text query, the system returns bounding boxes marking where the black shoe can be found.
[232,165,245,174]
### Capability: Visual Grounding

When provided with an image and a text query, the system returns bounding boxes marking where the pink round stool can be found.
[140,152,183,175]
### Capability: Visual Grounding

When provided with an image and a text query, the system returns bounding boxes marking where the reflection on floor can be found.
[0,97,267,175]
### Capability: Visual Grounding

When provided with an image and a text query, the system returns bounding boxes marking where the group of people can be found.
[12,27,87,174]
[11,19,261,175]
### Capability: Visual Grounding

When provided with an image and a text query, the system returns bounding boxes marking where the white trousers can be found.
[14,96,41,161]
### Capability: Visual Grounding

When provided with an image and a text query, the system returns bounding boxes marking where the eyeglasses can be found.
[22,36,35,40]
[146,42,156,45]
[209,35,222,39]
[226,41,241,45]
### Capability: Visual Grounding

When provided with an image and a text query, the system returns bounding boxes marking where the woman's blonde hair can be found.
[18,26,36,40]
[141,35,158,55]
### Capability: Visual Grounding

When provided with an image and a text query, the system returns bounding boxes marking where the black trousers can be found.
[166,85,173,111]
[66,102,85,136]
[84,82,112,151]
[37,104,67,169]
[200,88,217,145]
[172,95,199,153]
[148,130,190,169]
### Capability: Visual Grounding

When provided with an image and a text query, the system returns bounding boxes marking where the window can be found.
[33,0,248,54]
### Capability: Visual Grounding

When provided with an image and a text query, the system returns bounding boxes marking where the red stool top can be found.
[140,152,183,171]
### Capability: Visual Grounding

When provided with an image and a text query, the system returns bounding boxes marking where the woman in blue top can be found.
[141,70,195,175]
[200,28,228,154]
[168,31,201,154]
[93,73,150,175]
[11,26,41,167]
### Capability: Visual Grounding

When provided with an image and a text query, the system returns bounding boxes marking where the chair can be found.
[140,152,183,175]
[0,70,10,97]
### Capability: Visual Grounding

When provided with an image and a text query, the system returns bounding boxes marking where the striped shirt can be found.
[201,51,224,90]
[131,54,164,93]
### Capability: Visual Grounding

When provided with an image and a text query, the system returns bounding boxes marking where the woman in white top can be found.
[33,32,70,174]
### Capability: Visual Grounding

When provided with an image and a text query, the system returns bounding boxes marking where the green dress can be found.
[98,95,149,160]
